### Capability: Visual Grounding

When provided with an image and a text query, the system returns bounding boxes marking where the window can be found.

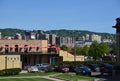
[5,45,9,53]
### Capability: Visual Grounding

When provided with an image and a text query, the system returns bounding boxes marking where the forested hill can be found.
[0,28,115,40]
[0,28,25,37]
[45,29,115,40]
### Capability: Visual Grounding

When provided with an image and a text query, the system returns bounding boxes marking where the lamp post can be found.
[74,30,76,65]
[74,42,76,62]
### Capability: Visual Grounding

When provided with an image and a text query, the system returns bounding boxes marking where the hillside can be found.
[0,28,25,37]
[0,28,115,40]
[45,29,115,40]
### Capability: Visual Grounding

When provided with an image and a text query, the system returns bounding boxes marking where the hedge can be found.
[0,68,21,76]
[55,61,118,67]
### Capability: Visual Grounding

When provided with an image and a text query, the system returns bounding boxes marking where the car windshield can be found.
[42,63,49,65]
[31,66,37,68]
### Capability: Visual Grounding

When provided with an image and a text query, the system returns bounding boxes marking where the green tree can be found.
[61,45,68,51]
[99,42,110,55]
[89,41,101,60]
[81,45,89,56]
[110,43,117,55]
[71,46,82,55]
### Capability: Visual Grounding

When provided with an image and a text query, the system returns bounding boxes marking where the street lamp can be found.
[74,30,76,65]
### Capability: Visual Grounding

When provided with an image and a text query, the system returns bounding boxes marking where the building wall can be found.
[49,34,56,45]
[0,40,48,53]
[0,55,21,70]
[59,50,84,61]
[56,37,75,47]
[90,34,101,42]
[0,39,84,70]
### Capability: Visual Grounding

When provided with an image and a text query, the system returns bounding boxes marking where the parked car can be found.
[28,66,39,72]
[69,65,78,72]
[75,66,91,76]
[45,65,56,72]
[57,65,69,73]
[88,64,100,72]
[100,63,114,75]
[35,63,49,70]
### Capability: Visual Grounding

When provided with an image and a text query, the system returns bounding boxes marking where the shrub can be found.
[0,68,21,76]
[55,61,118,67]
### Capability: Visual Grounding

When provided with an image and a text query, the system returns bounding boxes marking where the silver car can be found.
[35,63,49,70]
[28,66,39,72]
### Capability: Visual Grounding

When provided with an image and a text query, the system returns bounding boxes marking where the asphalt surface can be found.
[91,72,120,81]
[97,75,120,81]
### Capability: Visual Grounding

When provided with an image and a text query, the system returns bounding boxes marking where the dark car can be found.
[100,63,114,75]
[88,64,100,72]
[69,66,78,72]
[57,65,69,73]
[75,66,91,76]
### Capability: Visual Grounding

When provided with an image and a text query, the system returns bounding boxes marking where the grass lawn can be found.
[55,73,95,81]
[0,78,53,81]
[0,72,58,77]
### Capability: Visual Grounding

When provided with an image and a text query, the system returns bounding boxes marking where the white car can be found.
[28,66,39,72]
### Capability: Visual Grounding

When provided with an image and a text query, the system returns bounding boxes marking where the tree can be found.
[71,46,82,55]
[110,43,117,55]
[99,42,110,55]
[61,45,68,51]
[89,41,111,60]
[81,45,89,56]
[89,41,101,60]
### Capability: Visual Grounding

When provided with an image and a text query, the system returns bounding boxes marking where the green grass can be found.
[0,72,95,81]
[55,73,95,81]
[0,72,58,77]
[0,78,53,81]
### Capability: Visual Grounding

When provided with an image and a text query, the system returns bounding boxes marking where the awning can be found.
[2,46,9,48]
[39,46,50,48]
[31,46,37,48]
[56,47,61,50]
[10,46,16,48]
[18,46,24,48]
[24,46,29,48]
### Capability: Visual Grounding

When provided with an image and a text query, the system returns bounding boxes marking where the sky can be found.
[0,0,120,33]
